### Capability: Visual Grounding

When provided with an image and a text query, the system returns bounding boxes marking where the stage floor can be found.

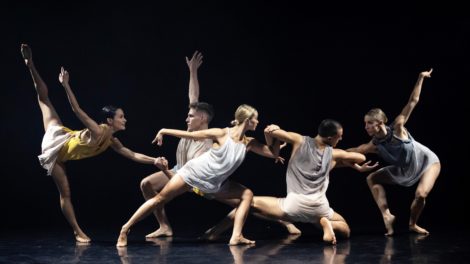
[1,228,469,263]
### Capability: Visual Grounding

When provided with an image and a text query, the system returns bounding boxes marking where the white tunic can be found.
[178,128,247,193]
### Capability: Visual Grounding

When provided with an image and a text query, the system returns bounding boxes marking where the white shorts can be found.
[38,125,72,175]
[279,192,334,224]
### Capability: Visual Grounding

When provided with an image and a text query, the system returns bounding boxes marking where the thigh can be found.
[416,162,441,195]
[143,171,170,191]
[212,181,249,200]
[51,162,71,195]
[158,175,191,203]
[252,196,288,220]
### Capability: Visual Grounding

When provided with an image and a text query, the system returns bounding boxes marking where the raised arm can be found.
[152,127,226,146]
[186,51,203,104]
[59,67,102,136]
[110,137,157,164]
[394,69,433,136]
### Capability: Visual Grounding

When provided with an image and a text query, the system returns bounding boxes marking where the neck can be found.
[314,135,328,149]
[231,124,247,141]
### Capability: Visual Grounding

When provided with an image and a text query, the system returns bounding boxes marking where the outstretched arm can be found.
[346,141,376,154]
[152,127,226,146]
[186,51,203,104]
[59,67,102,136]
[331,149,370,171]
[110,138,157,164]
[394,69,433,135]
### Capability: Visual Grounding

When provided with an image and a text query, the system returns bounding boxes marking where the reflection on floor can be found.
[1,229,469,263]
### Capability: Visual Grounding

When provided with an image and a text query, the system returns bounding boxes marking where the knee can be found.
[415,190,428,201]
[140,178,154,193]
[241,189,254,201]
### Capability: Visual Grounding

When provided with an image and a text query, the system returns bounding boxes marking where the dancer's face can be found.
[364,115,381,137]
[110,108,127,131]
[246,114,259,131]
[186,108,206,132]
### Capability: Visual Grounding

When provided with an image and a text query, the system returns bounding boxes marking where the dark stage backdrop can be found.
[2,2,468,236]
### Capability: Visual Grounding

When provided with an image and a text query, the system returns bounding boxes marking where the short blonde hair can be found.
[365,108,388,123]
[231,104,258,126]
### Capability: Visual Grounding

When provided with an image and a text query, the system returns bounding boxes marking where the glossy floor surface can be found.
[1,227,469,264]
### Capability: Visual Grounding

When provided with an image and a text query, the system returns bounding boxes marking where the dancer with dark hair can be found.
[202,119,376,244]
[117,104,282,246]
[21,44,158,243]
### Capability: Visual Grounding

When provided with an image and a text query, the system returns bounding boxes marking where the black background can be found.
[2,1,468,236]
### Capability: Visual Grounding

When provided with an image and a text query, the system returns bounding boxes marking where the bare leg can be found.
[200,208,237,241]
[319,217,336,245]
[204,194,301,240]
[21,44,62,130]
[330,212,350,239]
[51,162,90,243]
[409,163,441,234]
[117,175,190,247]
[213,182,255,245]
[367,171,396,236]
[140,171,173,238]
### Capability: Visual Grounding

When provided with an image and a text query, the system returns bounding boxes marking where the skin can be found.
[201,124,377,245]
[21,44,157,243]
[117,112,282,247]
[348,69,440,236]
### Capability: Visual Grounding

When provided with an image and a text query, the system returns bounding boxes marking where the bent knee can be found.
[415,191,428,201]
[140,178,152,191]
[241,189,254,201]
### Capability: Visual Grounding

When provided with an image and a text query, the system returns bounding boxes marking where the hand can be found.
[20,44,32,66]
[264,124,280,133]
[353,160,379,172]
[186,51,203,72]
[275,156,285,164]
[419,68,433,79]
[59,67,70,85]
[154,157,169,170]
[151,129,164,146]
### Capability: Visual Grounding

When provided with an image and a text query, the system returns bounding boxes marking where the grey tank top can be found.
[373,125,414,167]
[286,136,333,197]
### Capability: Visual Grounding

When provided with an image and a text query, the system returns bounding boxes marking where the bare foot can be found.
[145,227,173,238]
[383,214,396,236]
[229,235,255,246]
[409,224,429,235]
[20,44,32,66]
[285,223,302,235]
[320,217,337,245]
[117,229,130,247]
[74,231,91,243]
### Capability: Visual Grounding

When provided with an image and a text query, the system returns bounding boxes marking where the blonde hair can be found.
[365,108,388,123]
[231,104,258,126]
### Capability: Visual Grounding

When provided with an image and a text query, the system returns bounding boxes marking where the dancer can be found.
[202,120,376,244]
[117,104,280,246]
[21,44,158,243]
[348,69,440,236]
[140,51,213,238]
